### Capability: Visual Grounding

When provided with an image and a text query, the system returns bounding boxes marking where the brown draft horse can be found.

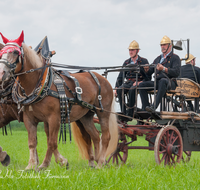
[0,41,47,167]
[0,31,118,170]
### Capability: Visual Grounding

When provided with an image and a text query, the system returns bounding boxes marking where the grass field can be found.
[1,121,200,189]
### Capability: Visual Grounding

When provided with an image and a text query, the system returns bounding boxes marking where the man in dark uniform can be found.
[180,53,200,110]
[139,35,181,112]
[114,40,150,118]
[180,54,200,83]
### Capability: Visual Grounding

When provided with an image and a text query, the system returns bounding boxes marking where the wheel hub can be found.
[166,144,179,155]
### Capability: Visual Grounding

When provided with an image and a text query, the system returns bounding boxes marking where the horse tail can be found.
[71,122,89,160]
[105,96,119,157]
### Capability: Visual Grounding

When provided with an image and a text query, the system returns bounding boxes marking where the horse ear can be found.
[0,33,9,44]
[15,31,24,47]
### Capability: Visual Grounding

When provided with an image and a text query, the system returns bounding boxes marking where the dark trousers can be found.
[187,101,194,111]
[117,81,134,114]
[139,78,176,110]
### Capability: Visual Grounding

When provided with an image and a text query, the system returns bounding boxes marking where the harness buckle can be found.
[75,87,82,94]
[98,95,102,100]
[27,69,34,73]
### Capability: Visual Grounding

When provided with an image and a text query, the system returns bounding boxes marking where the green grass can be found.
[1,122,200,189]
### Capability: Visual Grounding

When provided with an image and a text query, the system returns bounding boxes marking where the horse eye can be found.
[13,50,19,55]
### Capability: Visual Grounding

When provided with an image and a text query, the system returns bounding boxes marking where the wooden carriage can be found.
[100,74,200,165]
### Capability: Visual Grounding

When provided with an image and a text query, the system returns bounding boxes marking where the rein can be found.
[13,64,51,77]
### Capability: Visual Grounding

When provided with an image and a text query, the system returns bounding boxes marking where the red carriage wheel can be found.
[107,133,128,165]
[154,125,183,165]
[182,151,192,163]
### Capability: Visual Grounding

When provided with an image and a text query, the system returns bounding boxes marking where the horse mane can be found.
[22,43,43,68]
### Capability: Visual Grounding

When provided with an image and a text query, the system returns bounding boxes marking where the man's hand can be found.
[156,63,164,71]
[143,65,149,72]
[133,81,142,86]
[114,89,117,97]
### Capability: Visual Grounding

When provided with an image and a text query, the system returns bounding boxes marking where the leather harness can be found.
[11,65,104,143]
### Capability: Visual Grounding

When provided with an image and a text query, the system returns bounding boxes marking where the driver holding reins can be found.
[139,35,181,112]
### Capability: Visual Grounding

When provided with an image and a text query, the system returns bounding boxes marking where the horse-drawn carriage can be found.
[0,31,199,169]
[94,39,200,166]
[97,76,200,165]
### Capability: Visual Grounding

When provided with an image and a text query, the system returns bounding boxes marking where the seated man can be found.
[114,40,150,118]
[180,53,200,110]
[139,35,181,112]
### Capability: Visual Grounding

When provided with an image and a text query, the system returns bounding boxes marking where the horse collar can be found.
[12,66,53,106]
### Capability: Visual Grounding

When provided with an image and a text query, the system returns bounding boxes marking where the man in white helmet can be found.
[139,35,181,112]
[115,40,150,120]
[180,54,200,110]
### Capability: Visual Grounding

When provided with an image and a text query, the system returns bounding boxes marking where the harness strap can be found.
[57,70,82,101]
[87,71,103,112]
[53,75,71,143]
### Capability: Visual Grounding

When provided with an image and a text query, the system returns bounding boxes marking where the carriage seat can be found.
[147,78,200,112]
[148,78,200,98]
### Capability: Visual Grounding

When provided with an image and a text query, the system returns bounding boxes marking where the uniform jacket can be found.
[115,55,150,88]
[147,51,181,80]
[180,64,200,84]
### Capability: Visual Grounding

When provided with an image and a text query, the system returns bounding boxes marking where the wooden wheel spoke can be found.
[164,155,169,165]
[182,151,192,163]
[169,131,175,143]
[107,156,111,163]
[170,155,176,163]
[184,151,190,156]
[171,135,179,145]
[160,153,167,162]
[162,135,167,146]
[159,149,166,155]
[116,154,119,164]
[118,153,123,161]
[160,143,167,149]
[166,131,169,144]
[112,155,116,164]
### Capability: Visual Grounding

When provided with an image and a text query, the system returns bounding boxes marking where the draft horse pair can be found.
[0,31,118,170]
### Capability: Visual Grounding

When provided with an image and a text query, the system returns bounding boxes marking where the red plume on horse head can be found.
[0,31,24,47]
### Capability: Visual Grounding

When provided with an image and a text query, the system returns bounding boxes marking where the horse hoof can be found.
[1,154,10,166]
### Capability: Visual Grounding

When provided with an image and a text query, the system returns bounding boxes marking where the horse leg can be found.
[79,112,101,165]
[36,122,50,166]
[96,114,110,167]
[23,113,38,171]
[44,122,68,168]
[36,136,39,165]
[75,120,96,167]
[38,116,68,170]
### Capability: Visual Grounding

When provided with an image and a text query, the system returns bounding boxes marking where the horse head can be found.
[0,31,24,82]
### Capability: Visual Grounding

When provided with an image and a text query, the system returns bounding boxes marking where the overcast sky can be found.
[0,0,199,89]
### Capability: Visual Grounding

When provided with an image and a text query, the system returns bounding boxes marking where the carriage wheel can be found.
[182,151,192,163]
[154,125,183,165]
[107,133,128,165]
